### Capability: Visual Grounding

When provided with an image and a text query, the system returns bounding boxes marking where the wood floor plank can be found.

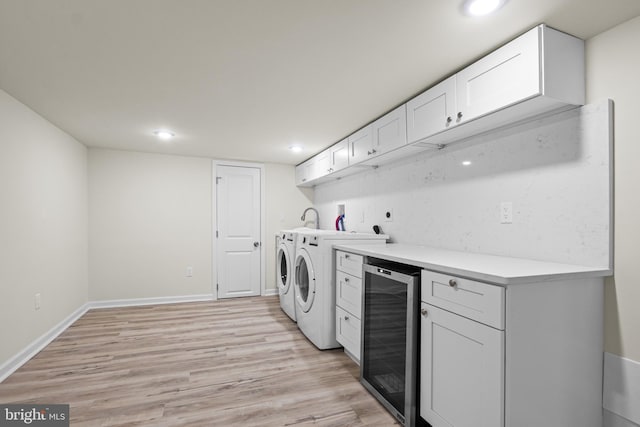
[0,296,398,426]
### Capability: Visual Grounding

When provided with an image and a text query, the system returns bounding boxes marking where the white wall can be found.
[88,149,213,301]
[314,102,611,268]
[587,13,640,365]
[89,149,311,299]
[0,89,88,366]
[587,15,640,427]
[264,163,313,291]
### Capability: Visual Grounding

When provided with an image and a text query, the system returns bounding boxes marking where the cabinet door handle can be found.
[344,254,350,259]
[457,111,463,121]
[421,308,428,316]
[371,149,377,154]
[344,315,350,320]
[344,277,350,282]
[446,116,452,124]
[449,279,457,287]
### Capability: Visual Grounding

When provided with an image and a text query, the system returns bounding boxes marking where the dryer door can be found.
[276,243,291,294]
[294,248,316,313]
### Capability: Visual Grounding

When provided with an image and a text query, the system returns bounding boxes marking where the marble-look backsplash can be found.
[314,100,612,268]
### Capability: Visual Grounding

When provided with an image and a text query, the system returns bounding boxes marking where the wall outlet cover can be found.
[500,202,513,224]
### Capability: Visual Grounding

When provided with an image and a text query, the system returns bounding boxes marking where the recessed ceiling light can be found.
[153,129,175,140]
[289,145,303,153]
[464,0,505,16]
[462,160,472,166]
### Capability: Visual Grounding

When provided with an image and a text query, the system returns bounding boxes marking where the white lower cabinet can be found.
[419,269,604,427]
[420,269,505,427]
[335,250,364,362]
[420,302,504,427]
[336,306,362,361]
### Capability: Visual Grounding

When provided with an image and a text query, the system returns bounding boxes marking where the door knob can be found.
[253,241,260,248]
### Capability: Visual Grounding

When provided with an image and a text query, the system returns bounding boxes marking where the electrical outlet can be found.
[186,266,193,277]
[384,209,393,222]
[500,202,513,224]
[35,293,41,310]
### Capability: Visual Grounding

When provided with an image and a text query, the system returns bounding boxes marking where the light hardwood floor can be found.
[0,296,398,426]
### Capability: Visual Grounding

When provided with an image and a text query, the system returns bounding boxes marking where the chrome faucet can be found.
[301,207,319,229]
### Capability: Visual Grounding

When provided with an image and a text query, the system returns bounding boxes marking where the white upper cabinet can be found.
[372,105,407,156]
[349,105,408,166]
[295,157,317,186]
[348,124,374,165]
[330,138,349,172]
[296,24,584,186]
[295,139,350,187]
[314,148,332,177]
[409,25,584,145]
[407,77,456,144]
[455,26,541,125]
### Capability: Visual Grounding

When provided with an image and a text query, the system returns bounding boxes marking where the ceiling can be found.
[1,1,639,165]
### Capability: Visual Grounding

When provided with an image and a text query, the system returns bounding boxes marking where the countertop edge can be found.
[333,244,612,286]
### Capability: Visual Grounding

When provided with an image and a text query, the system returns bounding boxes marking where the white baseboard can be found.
[604,352,640,426]
[263,288,278,296]
[0,303,90,383]
[88,294,214,309]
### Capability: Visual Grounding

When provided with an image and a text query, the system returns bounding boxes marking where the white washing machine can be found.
[276,227,337,322]
[294,231,387,350]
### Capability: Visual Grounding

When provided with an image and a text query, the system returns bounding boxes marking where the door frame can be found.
[212,160,266,300]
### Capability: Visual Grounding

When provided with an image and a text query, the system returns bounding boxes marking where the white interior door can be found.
[216,165,261,298]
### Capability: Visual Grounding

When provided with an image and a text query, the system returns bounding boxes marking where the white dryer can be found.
[276,227,336,322]
[294,231,387,350]
[276,230,298,321]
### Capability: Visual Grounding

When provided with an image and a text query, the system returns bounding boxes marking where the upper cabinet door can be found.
[455,26,540,125]
[330,138,349,172]
[348,124,373,165]
[295,157,317,186]
[372,105,407,155]
[407,76,456,144]
[315,148,331,177]
[295,163,305,186]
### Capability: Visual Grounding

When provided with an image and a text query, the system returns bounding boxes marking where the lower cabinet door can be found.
[336,306,361,362]
[420,303,504,427]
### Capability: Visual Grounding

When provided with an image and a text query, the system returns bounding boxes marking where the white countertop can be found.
[333,243,611,285]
